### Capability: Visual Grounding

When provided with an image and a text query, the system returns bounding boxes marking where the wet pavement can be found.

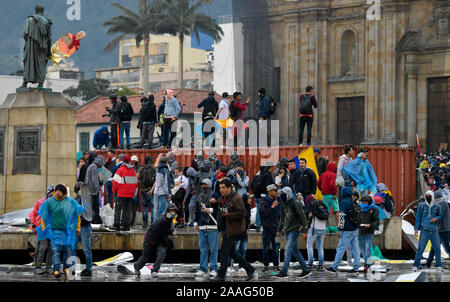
[1,260,449,282]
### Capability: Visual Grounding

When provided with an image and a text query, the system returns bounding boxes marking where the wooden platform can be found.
[0,217,402,251]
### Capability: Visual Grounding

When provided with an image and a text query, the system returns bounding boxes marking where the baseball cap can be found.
[266,184,278,192]
[131,155,138,162]
[123,156,131,163]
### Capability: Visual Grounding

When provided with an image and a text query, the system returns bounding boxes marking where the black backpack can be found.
[251,174,264,196]
[299,94,313,115]
[269,96,277,115]
[229,100,239,120]
[383,194,394,214]
[348,200,363,225]
[314,200,329,220]
[139,165,156,190]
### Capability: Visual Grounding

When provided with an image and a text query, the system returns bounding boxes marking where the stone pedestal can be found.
[0,90,76,215]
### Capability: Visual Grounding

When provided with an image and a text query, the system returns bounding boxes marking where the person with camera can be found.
[119,96,134,149]
[139,95,158,149]
[194,179,219,278]
[104,95,121,149]
[275,167,289,189]
[211,179,256,282]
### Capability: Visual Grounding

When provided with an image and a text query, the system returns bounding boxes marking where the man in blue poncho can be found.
[38,184,84,278]
[343,148,377,198]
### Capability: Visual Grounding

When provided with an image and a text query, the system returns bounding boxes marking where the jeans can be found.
[427,231,450,267]
[218,232,254,279]
[234,233,249,260]
[281,230,308,273]
[188,195,197,224]
[35,239,52,269]
[119,122,131,147]
[198,230,219,272]
[255,198,261,228]
[332,229,360,271]
[75,225,93,271]
[141,122,155,148]
[359,234,374,268]
[162,118,174,147]
[141,191,153,225]
[105,180,113,206]
[307,228,325,265]
[154,195,168,219]
[134,240,167,272]
[414,229,442,268]
[299,116,313,145]
[262,230,280,267]
[51,242,73,272]
[113,196,132,229]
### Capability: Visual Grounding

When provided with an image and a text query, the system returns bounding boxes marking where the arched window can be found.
[341,30,357,77]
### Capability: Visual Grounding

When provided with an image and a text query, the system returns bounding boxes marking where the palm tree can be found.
[161,0,224,88]
[104,0,175,95]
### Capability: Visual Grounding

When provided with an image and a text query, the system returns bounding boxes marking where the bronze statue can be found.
[20,5,52,89]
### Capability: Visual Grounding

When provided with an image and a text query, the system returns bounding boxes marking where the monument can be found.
[0,6,76,215]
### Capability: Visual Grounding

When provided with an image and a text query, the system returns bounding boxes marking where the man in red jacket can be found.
[230,92,251,147]
[318,162,339,224]
[111,156,139,232]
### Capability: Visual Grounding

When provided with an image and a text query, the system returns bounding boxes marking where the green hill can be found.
[0,0,231,78]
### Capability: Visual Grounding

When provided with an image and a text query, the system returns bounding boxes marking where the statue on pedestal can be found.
[20,5,52,89]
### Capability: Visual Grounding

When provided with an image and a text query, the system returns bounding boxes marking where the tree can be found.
[104,0,176,95]
[63,78,111,101]
[117,87,139,96]
[161,0,224,88]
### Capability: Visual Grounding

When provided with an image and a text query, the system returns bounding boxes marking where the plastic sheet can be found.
[0,208,33,226]
[343,156,378,194]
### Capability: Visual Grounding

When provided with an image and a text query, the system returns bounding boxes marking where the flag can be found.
[215,118,234,131]
[295,146,323,201]
[416,133,421,155]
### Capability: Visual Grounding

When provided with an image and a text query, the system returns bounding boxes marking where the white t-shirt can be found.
[218,99,230,120]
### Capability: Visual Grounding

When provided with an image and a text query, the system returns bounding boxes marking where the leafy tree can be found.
[160,0,224,88]
[63,78,111,101]
[117,86,139,96]
[104,0,176,95]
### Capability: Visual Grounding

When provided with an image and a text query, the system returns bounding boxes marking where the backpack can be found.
[269,96,277,115]
[348,200,363,225]
[229,100,239,120]
[299,94,313,115]
[314,200,329,220]
[383,194,394,214]
[251,174,264,196]
[139,165,156,190]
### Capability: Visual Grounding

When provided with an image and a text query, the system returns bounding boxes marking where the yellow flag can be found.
[297,146,323,200]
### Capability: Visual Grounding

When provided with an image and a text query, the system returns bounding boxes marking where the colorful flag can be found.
[215,118,234,131]
[416,133,421,155]
[294,147,323,201]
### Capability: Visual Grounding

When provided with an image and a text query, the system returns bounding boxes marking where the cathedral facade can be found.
[235,0,450,151]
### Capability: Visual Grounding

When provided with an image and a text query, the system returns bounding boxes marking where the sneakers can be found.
[317,265,324,271]
[120,226,130,232]
[325,267,338,273]
[226,267,233,276]
[34,267,44,275]
[142,223,148,229]
[262,266,269,273]
[274,266,280,272]
[63,268,70,276]
[299,270,311,279]
[436,267,445,272]
[54,270,61,278]
[348,269,359,274]
[275,271,288,278]
[195,270,208,277]
[80,269,92,277]
[307,263,314,270]
[209,270,218,278]
[187,222,194,228]
[151,271,158,278]
[412,267,418,272]
[106,225,120,232]
[246,267,256,281]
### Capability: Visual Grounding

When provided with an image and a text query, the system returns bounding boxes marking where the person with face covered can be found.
[208,152,223,173]
[184,167,202,227]
[125,204,177,277]
[234,164,249,197]
[413,190,443,272]
[194,179,219,278]
[228,151,244,170]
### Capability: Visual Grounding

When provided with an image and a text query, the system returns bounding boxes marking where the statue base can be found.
[16,87,53,93]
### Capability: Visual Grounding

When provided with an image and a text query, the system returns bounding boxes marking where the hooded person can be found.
[151,153,174,221]
[92,126,110,150]
[318,162,339,224]
[275,186,310,278]
[425,189,450,269]
[413,190,443,271]
[208,152,222,173]
[37,184,85,278]
[167,154,179,177]
[184,167,202,227]
[111,156,139,232]
[343,149,377,197]
[129,204,177,277]
[228,151,244,170]
[85,155,106,224]
[77,151,97,183]
[194,179,219,277]
[29,184,55,275]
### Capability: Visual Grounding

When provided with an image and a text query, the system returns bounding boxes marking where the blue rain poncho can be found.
[360,203,387,221]
[343,155,378,194]
[37,194,84,249]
